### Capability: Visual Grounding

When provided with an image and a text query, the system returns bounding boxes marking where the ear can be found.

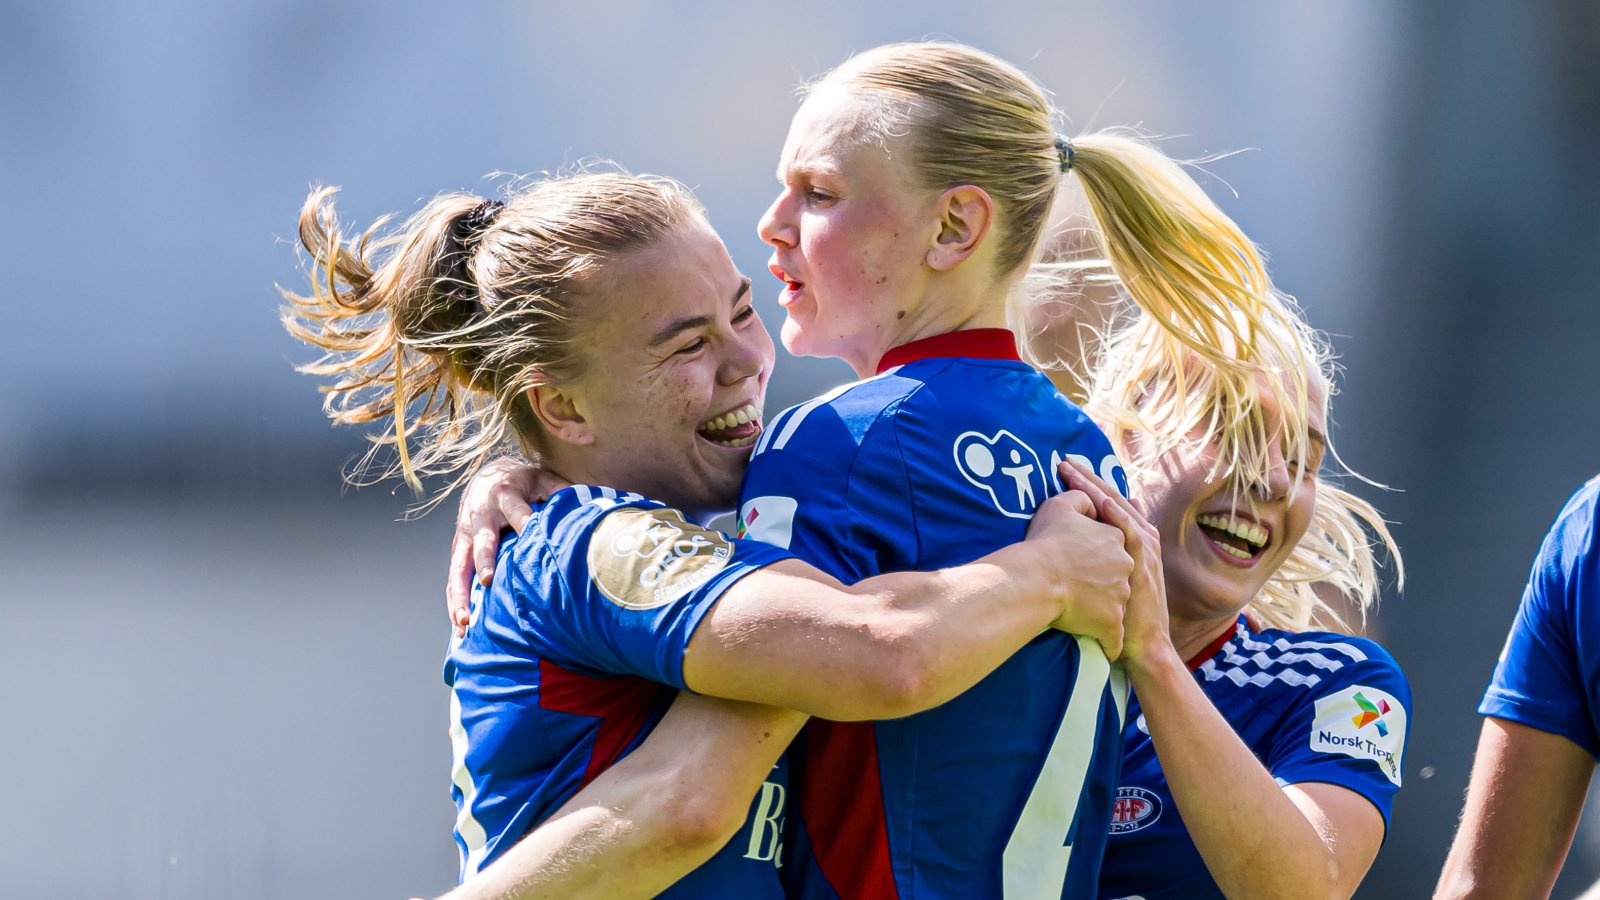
[525,382,595,446]
[926,185,995,271]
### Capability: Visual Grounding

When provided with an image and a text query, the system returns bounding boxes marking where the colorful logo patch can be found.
[1309,684,1407,786]
[1351,691,1392,737]
[1108,786,1162,834]
[737,495,797,548]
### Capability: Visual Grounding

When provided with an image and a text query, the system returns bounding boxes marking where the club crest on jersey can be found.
[1108,786,1162,834]
[953,430,1049,519]
[1309,684,1407,786]
[587,507,732,609]
[738,495,797,549]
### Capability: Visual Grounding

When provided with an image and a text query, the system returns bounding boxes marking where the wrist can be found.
[1126,637,1186,686]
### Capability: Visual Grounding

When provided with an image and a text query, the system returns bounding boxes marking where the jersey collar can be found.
[1186,616,1247,671]
[876,328,1022,374]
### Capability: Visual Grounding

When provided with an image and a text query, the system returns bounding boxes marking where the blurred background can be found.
[3,1,1598,897]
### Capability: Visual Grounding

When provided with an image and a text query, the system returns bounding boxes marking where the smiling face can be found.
[1132,374,1329,626]
[756,86,946,376]
[557,215,773,519]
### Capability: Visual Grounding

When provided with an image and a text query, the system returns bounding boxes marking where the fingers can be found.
[1059,459,1117,511]
[472,524,502,586]
[1052,488,1096,518]
[1100,623,1125,661]
[504,497,536,534]
[446,530,474,638]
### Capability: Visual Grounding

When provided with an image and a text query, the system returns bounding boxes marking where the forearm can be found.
[1129,648,1362,899]
[1436,718,1593,899]
[441,698,805,900]
[685,545,1064,720]
[440,796,689,900]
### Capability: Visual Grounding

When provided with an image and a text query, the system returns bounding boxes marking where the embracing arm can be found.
[682,487,1131,721]
[1435,717,1595,899]
[438,694,805,900]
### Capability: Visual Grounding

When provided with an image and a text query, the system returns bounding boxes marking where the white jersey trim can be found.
[759,368,902,454]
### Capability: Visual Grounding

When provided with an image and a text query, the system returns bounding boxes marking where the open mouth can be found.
[1196,513,1271,562]
[769,260,805,307]
[697,402,763,448]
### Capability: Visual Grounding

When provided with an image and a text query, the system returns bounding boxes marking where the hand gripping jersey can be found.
[1098,616,1411,900]
[444,485,795,896]
[1481,476,1600,756]
[739,329,1129,899]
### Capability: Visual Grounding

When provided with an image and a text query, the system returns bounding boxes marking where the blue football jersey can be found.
[1481,476,1600,756]
[445,484,795,896]
[738,329,1130,899]
[1098,617,1411,900]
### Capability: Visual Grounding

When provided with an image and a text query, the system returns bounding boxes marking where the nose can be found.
[719,315,772,386]
[757,189,795,249]
[1252,441,1293,502]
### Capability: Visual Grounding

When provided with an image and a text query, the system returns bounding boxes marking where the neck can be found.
[1169,609,1244,664]
[853,285,1011,377]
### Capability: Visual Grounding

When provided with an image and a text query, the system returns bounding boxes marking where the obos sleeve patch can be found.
[1308,684,1407,786]
[587,507,734,609]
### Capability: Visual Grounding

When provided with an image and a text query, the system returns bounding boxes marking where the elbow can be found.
[836,637,940,721]
[652,779,750,854]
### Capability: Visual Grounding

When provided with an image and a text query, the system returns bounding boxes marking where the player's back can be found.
[739,331,1127,899]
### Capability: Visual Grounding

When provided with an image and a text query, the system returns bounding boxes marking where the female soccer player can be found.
[449,40,1323,899]
[1436,476,1600,899]
[1059,310,1410,899]
[282,171,1135,899]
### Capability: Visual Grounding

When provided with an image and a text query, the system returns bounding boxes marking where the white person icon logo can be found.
[953,430,1049,519]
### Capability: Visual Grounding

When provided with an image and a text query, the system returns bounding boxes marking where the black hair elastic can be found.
[463,199,505,233]
[1054,135,1076,173]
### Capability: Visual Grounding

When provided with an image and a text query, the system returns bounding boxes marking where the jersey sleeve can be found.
[1264,643,1412,827]
[1478,482,1600,756]
[512,491,795,690]
[738,392,916,582]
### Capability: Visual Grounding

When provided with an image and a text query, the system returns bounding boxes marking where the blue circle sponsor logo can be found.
[1109,786,1162,834]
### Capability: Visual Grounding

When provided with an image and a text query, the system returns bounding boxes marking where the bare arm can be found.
[1435,717,1595,899]
[1066,459,1386,899]
[1130,648,1385,898]
[438,694,805,900]
[681,486,1132,721]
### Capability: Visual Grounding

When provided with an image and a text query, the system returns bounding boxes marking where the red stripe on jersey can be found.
[1186,619,1243,671]
[538,659,670,788]
[801,721,899,898]
[877,328,1021,373]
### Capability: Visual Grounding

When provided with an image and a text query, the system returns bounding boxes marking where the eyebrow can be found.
[647,277,752,348]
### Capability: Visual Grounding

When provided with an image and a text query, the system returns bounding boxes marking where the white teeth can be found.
[1196,514,1269,550]
[698,404,762,440]
[1215,542,1253,560]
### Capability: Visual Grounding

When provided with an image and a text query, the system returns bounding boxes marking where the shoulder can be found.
[1203,625,1407,700]
[1535,477,1600,578]
[755,369,922,460]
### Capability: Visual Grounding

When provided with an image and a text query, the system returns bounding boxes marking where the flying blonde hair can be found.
[280,170,704,508]
[1082,303,1403,632]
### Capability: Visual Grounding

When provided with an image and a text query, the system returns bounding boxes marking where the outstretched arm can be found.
[438,695,805,900]
[1435,716,1594,899]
